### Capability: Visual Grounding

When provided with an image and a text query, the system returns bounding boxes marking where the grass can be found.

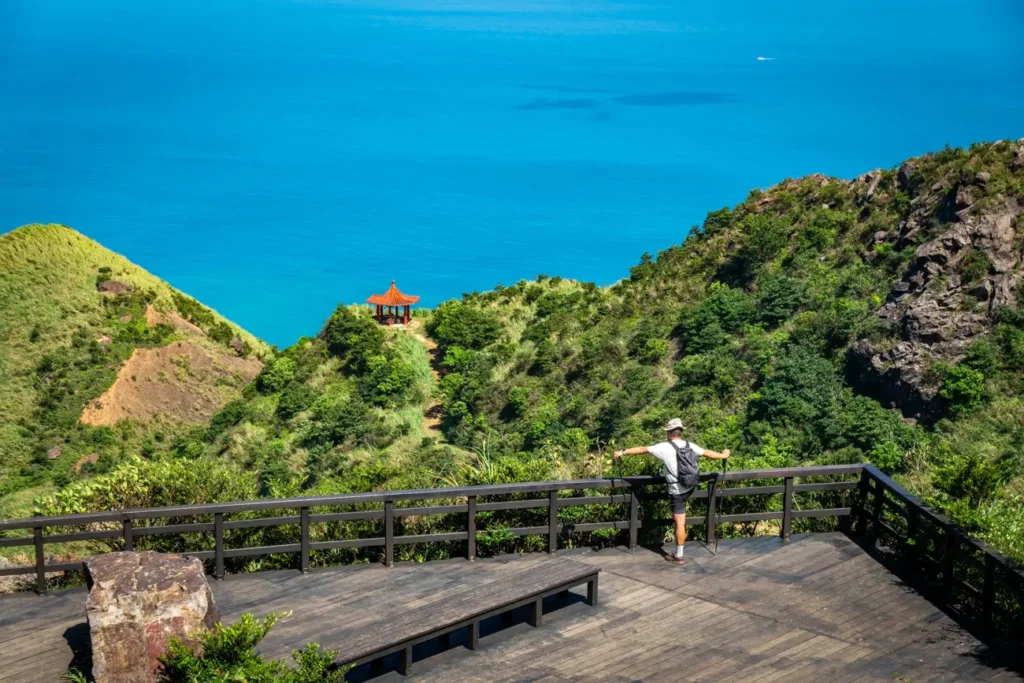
[0,223,268,510]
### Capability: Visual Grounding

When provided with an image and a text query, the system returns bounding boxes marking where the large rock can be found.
[851,186,1022,422]
[85,551,220,683]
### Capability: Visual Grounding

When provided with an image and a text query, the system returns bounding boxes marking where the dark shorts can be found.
[669,487,696,515]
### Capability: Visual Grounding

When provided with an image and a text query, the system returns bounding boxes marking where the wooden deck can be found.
[1,533,1021,682]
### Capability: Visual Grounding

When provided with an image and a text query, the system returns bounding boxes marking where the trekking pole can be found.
[616,457,633,555]
[714,456,727,555]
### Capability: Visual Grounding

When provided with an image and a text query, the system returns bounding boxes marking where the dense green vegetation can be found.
[3,141,1024,574]
[428,141,1024,562]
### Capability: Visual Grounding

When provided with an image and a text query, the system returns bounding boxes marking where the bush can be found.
[320,305,385,371]
[276,384,318,420]
[159,612,345,683]
[33,456,259,519]
[932,452,1002,507]
[756,275,804,327]
[428,301,501,351]
[258,358,297,394]
[364,355,417,408]
[940,365,986,416]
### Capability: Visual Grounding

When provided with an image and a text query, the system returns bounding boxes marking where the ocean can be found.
[1,0,1022,347]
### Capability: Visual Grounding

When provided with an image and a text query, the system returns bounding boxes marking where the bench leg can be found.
[587,577,599,606]
[468,620,480,651]
[399,645,412,676]
[528,597,542,627]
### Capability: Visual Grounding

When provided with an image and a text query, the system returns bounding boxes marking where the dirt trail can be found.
[405,320,443,436]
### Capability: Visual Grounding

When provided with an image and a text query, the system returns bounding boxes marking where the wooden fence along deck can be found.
[1,464,1023,680]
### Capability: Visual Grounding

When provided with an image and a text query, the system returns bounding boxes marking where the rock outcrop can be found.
[97,280,131,294]
[85,551,219,683]
[850,149,1023,422]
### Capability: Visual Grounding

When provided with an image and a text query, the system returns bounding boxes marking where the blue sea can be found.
[1,0,1022,347]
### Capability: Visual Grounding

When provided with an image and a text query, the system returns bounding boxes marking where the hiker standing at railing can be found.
[614,418,730,565]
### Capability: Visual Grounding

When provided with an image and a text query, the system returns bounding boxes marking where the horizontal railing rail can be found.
[855,464,1024,638]
[0,464,862,592]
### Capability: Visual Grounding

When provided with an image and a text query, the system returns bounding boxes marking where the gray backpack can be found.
[670,441,701,488]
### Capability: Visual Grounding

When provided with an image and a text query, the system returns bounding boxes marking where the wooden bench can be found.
[332,558,599,678]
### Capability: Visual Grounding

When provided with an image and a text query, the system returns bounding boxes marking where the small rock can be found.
[47,446,61,460]
[93,401,103,409]
[86,552,220,683]
[119,315,132,323]
[955,186,975,209]
[97,280,131,295]
[229,336,245,355]
[96,335,112,345]
[975,171,991,184]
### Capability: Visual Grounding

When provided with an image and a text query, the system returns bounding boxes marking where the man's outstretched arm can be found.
[701,448,731,460]
[613,447,649,459]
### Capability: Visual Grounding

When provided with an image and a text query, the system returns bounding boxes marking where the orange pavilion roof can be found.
[367,280,420,307]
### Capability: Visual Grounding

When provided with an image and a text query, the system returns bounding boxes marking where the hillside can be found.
[5,140,1023,571]
[428,139,1024,561]
[0,224,268,516]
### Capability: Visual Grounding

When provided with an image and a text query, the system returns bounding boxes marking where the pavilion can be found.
[367,280,419,325]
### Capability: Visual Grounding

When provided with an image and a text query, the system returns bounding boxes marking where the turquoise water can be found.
[1,0,1022,346]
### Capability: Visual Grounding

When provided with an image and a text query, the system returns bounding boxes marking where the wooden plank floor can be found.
[1,533,1021,682]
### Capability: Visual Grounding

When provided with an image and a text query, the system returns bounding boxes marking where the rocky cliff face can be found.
[850,139,1024,422]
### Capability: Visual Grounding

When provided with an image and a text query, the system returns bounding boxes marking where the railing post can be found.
[122,518,133,552]
[781,476,794,540]
[942,524,956,605]
[856,469,871,536]
[982,553,996,632]
[385,500,395,567]
[214,513,225,580]
[870,480,884,548]
[906,507,919,573]
[548,490,558,554]
[34,525,46,594]
[467,496,476,561]
[628,483,638,550]
[300,507,310,574]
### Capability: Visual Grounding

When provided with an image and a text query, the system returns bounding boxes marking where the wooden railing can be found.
[1,462,1021,638]
[854,464,1024,638]
[0,464,861,593]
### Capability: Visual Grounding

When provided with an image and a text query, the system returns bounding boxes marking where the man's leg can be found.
[674,512,687,559]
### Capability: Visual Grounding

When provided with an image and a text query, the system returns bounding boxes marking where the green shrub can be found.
[940,365,986,416]
[320,305,385,371]
[428,300,501,351]
[159,612,346,683]
[258,358,296,394]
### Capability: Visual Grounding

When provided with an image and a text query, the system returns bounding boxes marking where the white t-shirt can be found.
[648,439,705,495]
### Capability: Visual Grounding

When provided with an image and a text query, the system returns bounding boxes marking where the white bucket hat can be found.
[662,418,685,432]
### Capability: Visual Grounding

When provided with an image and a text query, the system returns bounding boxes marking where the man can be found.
[614,418,730,565]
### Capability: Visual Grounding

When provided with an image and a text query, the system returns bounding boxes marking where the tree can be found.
[940,365,986,416]
[320,305,385,371]
[428,301,501,351]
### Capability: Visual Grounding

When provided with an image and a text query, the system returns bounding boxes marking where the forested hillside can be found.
[3,140,1023,570]
[430,140,1024,561]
